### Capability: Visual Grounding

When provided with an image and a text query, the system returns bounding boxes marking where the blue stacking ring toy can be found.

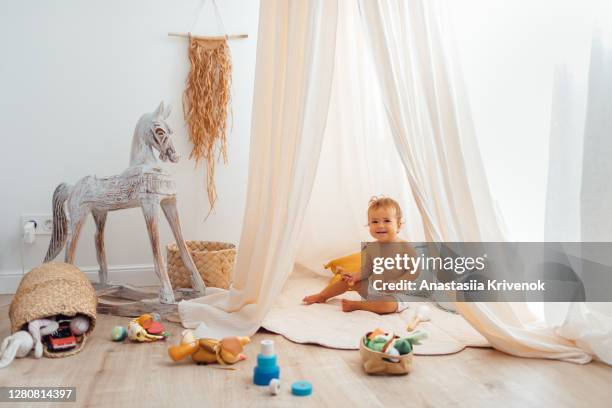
[253,354,280,385]
[291,381,312,396]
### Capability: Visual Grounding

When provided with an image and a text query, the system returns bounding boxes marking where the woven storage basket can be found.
[167,241,235,289]
[359,332,413,375]
[9,263,97,358]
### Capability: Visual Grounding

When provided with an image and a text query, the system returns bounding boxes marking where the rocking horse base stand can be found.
[94,283,200,320]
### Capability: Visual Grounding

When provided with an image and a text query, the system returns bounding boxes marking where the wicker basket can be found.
[9,263,97,358]
[167,241,236,290]
[359,332,413,375]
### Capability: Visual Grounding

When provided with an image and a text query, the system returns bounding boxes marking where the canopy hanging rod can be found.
[168,32,248,41]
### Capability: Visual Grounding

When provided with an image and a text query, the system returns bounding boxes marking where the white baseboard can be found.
[0,264,158,294]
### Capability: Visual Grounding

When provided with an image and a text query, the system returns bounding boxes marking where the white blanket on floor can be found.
[262,270,490,354]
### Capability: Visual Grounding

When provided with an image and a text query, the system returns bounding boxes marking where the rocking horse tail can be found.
[43,183,71,262]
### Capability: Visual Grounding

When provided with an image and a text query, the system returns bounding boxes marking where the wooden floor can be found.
[0,295,611,408]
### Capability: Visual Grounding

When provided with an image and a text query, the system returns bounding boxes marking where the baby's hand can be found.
[341,271,360,286]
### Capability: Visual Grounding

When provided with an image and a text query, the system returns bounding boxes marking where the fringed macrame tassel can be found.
[183,35,232,216]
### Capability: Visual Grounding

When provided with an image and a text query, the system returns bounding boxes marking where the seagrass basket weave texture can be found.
[167,241,235,289]
[359,333,413,375]
[9,262,97,358]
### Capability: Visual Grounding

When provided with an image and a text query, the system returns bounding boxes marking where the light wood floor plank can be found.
[0,296,610,407]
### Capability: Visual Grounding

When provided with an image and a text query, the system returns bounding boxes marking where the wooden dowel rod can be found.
[168,32,248,40]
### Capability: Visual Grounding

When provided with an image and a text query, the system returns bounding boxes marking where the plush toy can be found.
[364,330,428,356]
[168,330,250,365]
[0,331,34,368]
[394,331,428,355]
[323,252,361,291]
[366,334,391,352]
[367,328,386,340]
[127,321,165,342]
[126,314,169,342]
[70,315,90,335]
[28,319,59,359]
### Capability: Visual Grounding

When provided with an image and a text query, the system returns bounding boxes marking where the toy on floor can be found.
[111,326,127,342]
[127,314,169,342]
[168,330,250,365]
[28,319,58,358]
[70,315,91,335]
[291,381,312,397]
[253,339,280,385]
[32,315,92,354]
[360,329,428,375]
[407,305,431,331]
[323,252,361,291]
[2,314,93,364]
[269,378,281,395]
[0,331,34,368]
[46,318,78,352]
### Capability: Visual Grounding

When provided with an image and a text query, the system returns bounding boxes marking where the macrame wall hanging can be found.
[169,0,247,215]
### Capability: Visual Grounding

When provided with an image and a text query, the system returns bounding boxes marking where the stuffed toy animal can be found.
[126,314,169,342]
[168,330,250,365]
[28,319,59,359]
[0,331,34,368]
[69,315,90,335]
[364,329,428,357]
[394,331,427,355]
[323,252,361,291]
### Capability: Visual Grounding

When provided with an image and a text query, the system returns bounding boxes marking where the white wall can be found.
[0,0,259,291]
[2,0,597,292]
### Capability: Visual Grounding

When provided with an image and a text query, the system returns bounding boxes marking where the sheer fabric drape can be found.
[544,3,612,364]
[358,0,594,364]
[181,0,610,364]
[179,0,338,337]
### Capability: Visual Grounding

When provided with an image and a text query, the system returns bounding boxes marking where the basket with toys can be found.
[359,329,427,375]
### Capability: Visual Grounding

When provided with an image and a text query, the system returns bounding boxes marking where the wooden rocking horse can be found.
[44,101,206,309]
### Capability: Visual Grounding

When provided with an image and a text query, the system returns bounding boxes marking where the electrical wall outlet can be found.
[21,214,54,235]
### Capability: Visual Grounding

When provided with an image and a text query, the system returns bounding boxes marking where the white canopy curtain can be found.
[544,1,612,364]
[295,0,422,274]
[180,0,607,364]
[356,0,593,364]
[358,0,502,244]
[179,0,338,336]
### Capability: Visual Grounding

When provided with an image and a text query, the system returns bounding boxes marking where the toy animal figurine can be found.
[43,102,206,304]
[168,330,250,365]
[0,331,34,368]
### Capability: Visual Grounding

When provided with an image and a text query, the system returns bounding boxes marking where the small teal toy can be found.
[364,329,427,357]
[366,333,392,352]
[291,381,312,396]
[253,339,280,386]
[111,326,127,342]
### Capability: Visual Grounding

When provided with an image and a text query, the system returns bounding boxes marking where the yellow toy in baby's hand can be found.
[168,330,250,365]
[324,252,361,291]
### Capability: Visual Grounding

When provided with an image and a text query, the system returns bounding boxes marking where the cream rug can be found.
[262,269,490,354]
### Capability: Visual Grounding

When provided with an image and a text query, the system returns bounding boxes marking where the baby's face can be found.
[368,207,401,242]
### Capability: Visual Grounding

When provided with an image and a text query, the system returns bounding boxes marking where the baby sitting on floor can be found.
[302,196,417,314]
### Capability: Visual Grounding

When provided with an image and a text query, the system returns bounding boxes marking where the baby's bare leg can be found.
[341,299,397,314]
[303,279,360,304]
